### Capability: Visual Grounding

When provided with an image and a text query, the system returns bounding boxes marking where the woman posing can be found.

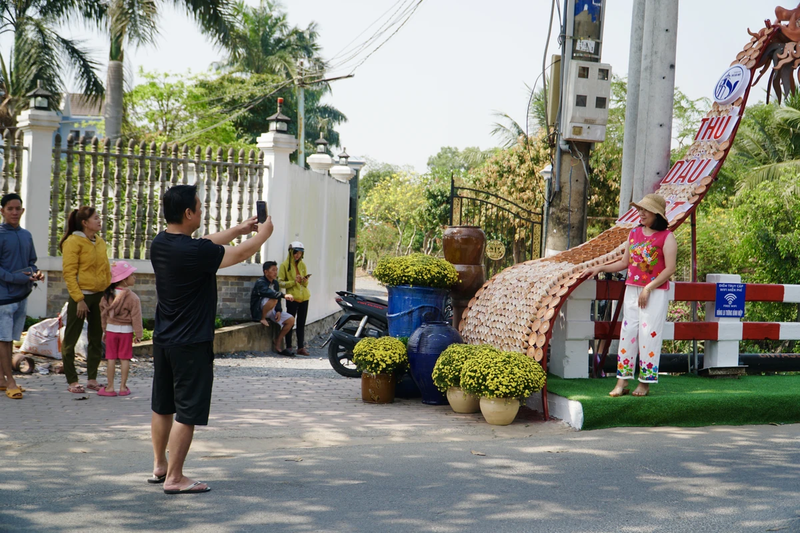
[59,207,111,394]
[584,194,677,397]
[279,241,311,356]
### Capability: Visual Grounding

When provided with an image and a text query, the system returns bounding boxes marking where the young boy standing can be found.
[0,193,43,399]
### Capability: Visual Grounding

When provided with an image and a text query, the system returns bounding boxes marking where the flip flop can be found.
[86,383,103,392]
[164,481,211,495]
[147,474,167,484]
[97,386,117,397]
[118,387,131,396]
[5,387,23,399]
[67,384,86,394]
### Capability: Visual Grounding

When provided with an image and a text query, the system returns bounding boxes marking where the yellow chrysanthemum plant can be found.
[460,350,546,401]
[432,344,500,392]
[373,253,459,289]
[352,337,409,376]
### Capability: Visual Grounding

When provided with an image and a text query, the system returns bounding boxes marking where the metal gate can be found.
[449,178,544,278]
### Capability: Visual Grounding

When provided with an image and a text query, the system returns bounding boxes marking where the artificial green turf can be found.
[545,373,800,430]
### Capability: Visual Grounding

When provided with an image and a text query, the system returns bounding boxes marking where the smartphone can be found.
[256,201,268,224]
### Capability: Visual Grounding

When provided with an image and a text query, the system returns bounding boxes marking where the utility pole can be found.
[619,0,679,213]
[545,0,610,254]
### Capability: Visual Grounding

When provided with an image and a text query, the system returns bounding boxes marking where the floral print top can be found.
[625,226,670,290]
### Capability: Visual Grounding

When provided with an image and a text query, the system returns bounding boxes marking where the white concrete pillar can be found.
[632,0,679,200]
[18,108,60,318]
[549,299,591,379]
[256,131,297,264]
[619,0,646,216]
[704,273,742,368]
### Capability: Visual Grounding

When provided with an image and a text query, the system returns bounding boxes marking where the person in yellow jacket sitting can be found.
[279,241,311,356]
[59,206,111,394]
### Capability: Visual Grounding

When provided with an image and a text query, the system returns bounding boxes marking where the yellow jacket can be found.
[62,232,111,302]
[279,257,310,302]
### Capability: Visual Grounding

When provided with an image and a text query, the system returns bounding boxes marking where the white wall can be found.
[277,164,350,324]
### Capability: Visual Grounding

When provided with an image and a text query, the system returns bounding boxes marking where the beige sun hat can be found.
[630,194,666,218]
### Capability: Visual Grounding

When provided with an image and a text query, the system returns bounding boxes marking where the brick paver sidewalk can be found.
[3,373,570,449]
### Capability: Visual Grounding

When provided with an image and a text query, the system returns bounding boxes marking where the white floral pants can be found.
[617,285,669,383]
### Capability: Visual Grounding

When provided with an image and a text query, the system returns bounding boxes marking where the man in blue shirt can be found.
[0,193,43,400]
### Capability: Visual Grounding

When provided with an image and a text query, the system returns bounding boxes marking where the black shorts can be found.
[151,341,214,426]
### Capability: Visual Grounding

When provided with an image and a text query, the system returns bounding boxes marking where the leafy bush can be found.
[432,344,499,392]
[373,253,459,289]
[353,337,408,375]
[461,350,546,399]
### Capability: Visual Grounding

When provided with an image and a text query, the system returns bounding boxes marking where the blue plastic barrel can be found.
[386,285,448,338]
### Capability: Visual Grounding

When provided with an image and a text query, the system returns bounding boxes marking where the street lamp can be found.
[330,148,356,182]
[307,131,333,173]
[267,97,291,133]
[27,81,52,111]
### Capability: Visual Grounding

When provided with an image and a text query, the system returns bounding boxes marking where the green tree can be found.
[104,0,234,141]
[0,0,106,127]
[361,172,426,256]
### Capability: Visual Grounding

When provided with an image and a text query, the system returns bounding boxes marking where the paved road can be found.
[2,353,800,532]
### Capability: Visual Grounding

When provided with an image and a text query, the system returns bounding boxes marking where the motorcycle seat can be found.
[356,294,388,307]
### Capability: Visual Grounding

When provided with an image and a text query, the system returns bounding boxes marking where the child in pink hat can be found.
[98,261,143,397]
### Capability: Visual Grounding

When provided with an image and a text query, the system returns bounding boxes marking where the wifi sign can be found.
[715,283,745,318]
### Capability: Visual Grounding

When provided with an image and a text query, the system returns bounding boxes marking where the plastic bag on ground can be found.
[20,317,62,359]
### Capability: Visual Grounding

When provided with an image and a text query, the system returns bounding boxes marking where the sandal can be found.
[97,386,117,397]
[86,383,103,392]
[5,387,23,399]
[608,388,630,397]
[67,384,86,394]
[118,387,131,397]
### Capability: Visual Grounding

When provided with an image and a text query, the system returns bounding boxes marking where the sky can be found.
[64,0,772,173]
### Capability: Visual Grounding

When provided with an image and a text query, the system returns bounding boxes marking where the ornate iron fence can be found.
[49,134,269,262]
[449,178,543,278]
[0,128,24,195]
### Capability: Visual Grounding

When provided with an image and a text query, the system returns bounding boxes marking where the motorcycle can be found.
[323,291,389,378]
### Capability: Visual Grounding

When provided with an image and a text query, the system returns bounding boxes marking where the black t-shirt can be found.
[150,232,225,347]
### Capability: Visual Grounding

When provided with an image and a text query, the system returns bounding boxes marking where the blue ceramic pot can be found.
[407,321,464,405]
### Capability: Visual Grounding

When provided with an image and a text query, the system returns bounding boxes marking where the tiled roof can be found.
[63,94,104,117]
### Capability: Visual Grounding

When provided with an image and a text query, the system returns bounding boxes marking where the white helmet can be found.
[289,241,305,252]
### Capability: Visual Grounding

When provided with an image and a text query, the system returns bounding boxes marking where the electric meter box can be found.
[561,60,612,143]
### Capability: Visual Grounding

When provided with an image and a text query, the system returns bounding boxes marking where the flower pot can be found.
[479,397,520,426]
[361,373,395,404]
[407,321,463,405]
[387,286,448,338]
[447,387,480,413]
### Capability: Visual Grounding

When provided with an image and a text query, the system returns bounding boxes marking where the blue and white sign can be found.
[715,283,745,318]
[713,65,750,106]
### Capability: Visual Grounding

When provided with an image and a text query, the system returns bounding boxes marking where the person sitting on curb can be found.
[250,261,295,356]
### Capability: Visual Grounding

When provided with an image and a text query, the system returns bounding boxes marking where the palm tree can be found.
[104,0,234,141]
[729,93,800,192]
[490,86,546,148]
[222,0,324,78]
[0,0,106,128]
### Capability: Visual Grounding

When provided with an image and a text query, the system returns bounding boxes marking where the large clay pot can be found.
[443,226,486,265]
[443,226,486,331]
[479,397,520,426]
[361,373,396,404]
[447,387,480,413]
[407,321,463,404]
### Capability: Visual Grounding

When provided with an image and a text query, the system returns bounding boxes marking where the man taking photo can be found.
[149,184,273,494]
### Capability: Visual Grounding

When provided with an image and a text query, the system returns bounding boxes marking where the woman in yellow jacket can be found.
[59,206,111,393]
[279,241,311,355]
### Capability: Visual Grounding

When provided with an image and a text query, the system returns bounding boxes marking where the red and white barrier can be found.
[549,273,800,378]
